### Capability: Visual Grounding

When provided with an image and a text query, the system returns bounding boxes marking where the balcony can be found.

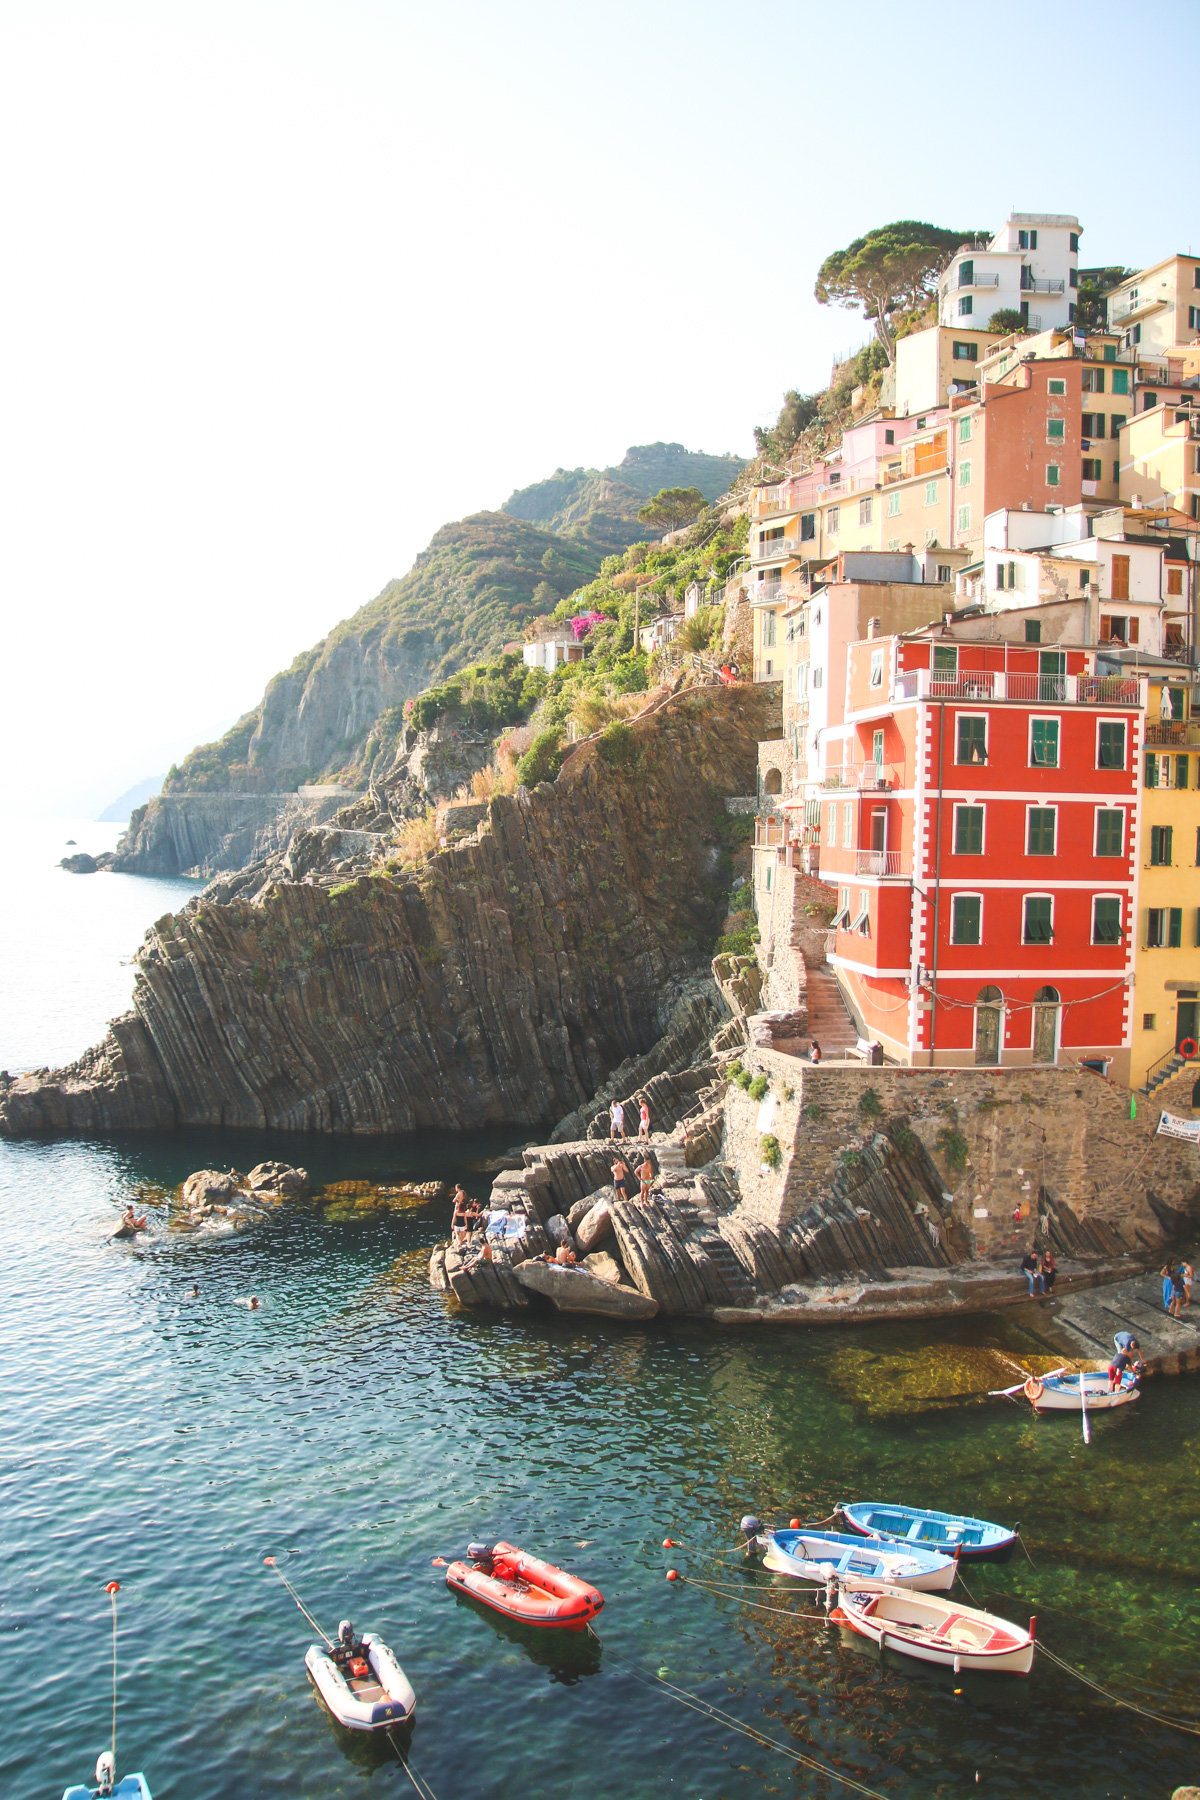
[820,761,904,791]
[1020,277,1065,295]
[751,536,802,565]
[891,669,1142,706]
[1146,721,1200,746]
[1110,293,1169,326]
[755,817,788,849]
[855,849,913,879]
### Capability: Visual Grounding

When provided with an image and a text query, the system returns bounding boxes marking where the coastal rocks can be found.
[246,1160,309,1196]
[513,1258,660,1320]
[2,686,773,1139]
[575,1196,614,1252]
[108,791,354,879]
[181,1169,241,1210]
[583,1251,624,1284]
[60,852,111,874]
[176,1161,310,1228]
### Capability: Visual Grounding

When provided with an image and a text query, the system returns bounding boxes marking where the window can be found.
[1070,269,1078,288]
[1030,718,1060,767]
[933,644,958,672]
[925,481,939,505]
[1025,619,1041,643]
[1103,344,1116,362]
[827,506,840,535]
[1070,232,1079,252]
[1047,418,1066,442]
[1095,809,1124,856]
[1046,465,1060,487]
[952,894,981,945]
[859,497,872,525]
[812,666,823,689]
[1081,413,1105,439]
[959,259,974,288]
[851,894,871,934]
[1109,413,1126,436]
[869,649,884,689]
[1191,307,1200,331]
[1150,825,1173,866]
[924,528,939,546]
[1129,324,1141,346]
[831,886,850,927]
[938,564,952,582]
[1093,897,1122,945]
[1048,378,1066,396]
[826,806,837,846]
[995,560,1016,589]
[952,341,978,362]
[1082,458,1103,481]
[1027,807,1057,855]
[1082,368,1105,393]
[1177,754,1190,791]
[1145,752,1159,788]
[887,491,901,517]
[1144,1013,1157,1030]
[885,428,895,445]
[954,805,984,854]
[959,295,974,316]
[1111,368,1129,395]
[1148,909,1167,947]
[1168,568,1184,596]
[887,537,900,551]
[1100,614,1138,644]
[1098,721,1125,769]
[957,715,987,765]
[957,504,972,532]
[1113,461,1120,484]
[762,610,776,648]
[1110,553,1130,601]
[842,802,853,848]
[959,416,972,442]
[959,461,972,487]
[800,512,816,541]
[1023,896,1053,943]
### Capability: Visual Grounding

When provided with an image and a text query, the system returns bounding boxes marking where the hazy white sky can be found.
[2,0,1197,814]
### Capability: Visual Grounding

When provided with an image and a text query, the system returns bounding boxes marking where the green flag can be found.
[1130,1094,1137,1120]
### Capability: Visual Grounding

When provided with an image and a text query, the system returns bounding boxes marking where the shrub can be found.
[714,929,758,957]
[598,720,638,768]
[329,881,357,899]
[748,1075,769,1102]
[859,1087,883,1118]
[516,728,565,787]
[677,608,719,653]
[395,807,442,863]
[726,1060,744,1081]
[936,1125,969,1171]
[987,307,1026,334]
[841,1147,864,1170]
[760,1133,782,1169]
[781,1084,794,1102]
[805,1103,824,1121]
[734,1068,753,1091]
[892,1123,917,1157]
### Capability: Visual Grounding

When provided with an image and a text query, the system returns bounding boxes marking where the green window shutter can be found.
[955,806,983,854]
[1093,897,1121,944]
[952,895,981,944]
[1024,896,1053,943]
[1096,810,1123,856]
[1145,752,1158,787]
[1099,722,1125,769]
[1177,756,1190,790]
[933,645,958,672]
[1164,826,1173,864]
[1031,719,1059,766]
[957,716,986,763]
[1027,809,1056,854]
[1169,908,1183,948]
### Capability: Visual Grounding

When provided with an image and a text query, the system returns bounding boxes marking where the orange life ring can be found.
[1023,1377,1045,1404]
[1180,1038,1198,1060]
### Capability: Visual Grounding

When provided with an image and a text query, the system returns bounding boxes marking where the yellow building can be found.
[1108,255,1200,360]
[1133,675,1200,1092]
[1120,403,1200,521]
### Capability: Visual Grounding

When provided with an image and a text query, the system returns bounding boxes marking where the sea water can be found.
[1,820,1196,1799]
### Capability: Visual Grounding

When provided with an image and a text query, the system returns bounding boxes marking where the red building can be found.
[818,623,1144,1079]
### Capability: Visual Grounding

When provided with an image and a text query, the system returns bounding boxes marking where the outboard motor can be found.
[95,1752,116,1797]
[467,1541,495,1568]
[739,1514,762,1558]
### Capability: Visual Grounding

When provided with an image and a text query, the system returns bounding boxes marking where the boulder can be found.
[60,853,99,874]
[246,1160,308,1195]
[567,1195,595,1229]
[545,1213,571,1248]
[514,1258,659,1319]
[181,1169,241,1211]
[583,1251,624,1285]
[576,1196,614,1252]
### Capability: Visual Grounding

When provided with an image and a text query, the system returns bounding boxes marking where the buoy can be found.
[662,1538,675,1548]
[954,1687,963,1695]
[789,1518,801,1528]
[665,1569,679,1582]
[105,1581,120,1595]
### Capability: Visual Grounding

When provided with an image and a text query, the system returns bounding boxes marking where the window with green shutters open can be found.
[1150,825,1173,865]
[952,894,981,944]
[954,805,984,854]
[957,716,987,763]
[1098,721,1125,769]
[1147,908,1182,948]
[1023,896,1053,943]
[1096,809,1124,856]
[1093,897,1122,944]
[1027,807,1057,854]
[1030,718,1059,767]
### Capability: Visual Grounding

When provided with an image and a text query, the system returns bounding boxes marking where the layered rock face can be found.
[109,791,353,878]
[1,686,772,1138]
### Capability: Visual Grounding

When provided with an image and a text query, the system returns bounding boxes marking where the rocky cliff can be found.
[1,685,772,1137]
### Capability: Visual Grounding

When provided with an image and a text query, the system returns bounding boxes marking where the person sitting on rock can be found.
[554,1243,577,1266]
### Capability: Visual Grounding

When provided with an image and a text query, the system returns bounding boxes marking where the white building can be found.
[522,627,584,671]
[938,212,1082,336]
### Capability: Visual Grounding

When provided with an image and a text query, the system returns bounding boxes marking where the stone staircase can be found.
[1145,1051,1200,1098]
[802,959,858,1057]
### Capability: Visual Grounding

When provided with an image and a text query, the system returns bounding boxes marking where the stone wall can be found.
[722,1054,1200,1256]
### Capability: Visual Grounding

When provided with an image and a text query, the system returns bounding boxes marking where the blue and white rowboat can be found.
[761,1527,958,1592]
[992,1367,1140,1412]
[63,1756,152,1799]
[839,1502,1017,1563]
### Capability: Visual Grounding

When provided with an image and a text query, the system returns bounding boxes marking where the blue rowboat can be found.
[761,1527,958,1592]
[63,1770,152,1800]
[839,1502,1017,1563]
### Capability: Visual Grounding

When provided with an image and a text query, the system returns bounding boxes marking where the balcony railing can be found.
[1110,293,1169,325]
[751,536,802,564]
[891,669,1143,706]
[1146,721,1200,746]
[755,818,788,848]
[855,849,913,878]
[959,272,1000,289]
[820,761,904,790]
[1020,276,1065,295]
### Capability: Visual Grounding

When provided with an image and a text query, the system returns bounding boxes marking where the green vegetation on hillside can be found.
[815,220,985,362]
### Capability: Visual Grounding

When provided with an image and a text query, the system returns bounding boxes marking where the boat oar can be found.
[263,1556,334,1646]
[1080,1369,1090,1445]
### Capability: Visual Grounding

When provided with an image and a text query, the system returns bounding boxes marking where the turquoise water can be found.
[2,825,1198,1799]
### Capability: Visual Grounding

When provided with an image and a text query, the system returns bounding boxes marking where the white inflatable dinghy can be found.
[306,1622,416,1731]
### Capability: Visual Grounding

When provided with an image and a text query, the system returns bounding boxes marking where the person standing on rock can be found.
[638,1097,650,1141]
[611,1156,634,1204]
[637,1154,654,1201]
[451,1186,469,1246]
[610,1098,626,1140]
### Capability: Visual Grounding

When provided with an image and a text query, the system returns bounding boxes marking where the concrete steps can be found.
[803,961,858,1055]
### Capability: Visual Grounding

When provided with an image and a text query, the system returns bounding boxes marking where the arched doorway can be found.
[1033,985,1061,1065]
[763,767,783,796]
[975,985,1003,1065]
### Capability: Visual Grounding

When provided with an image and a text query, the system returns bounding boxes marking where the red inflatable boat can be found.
[446,1541,603,1629]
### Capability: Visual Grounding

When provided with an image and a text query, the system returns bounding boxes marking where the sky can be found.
[2,0,1197,816]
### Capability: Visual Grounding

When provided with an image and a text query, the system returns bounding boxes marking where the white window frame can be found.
[1091,893,1124,946]
[1095,715,1127,771]
[826,805,837,847]
[869,648,884,689]
[827,505,840,535]
[955,711,988,766]
[1025,802,1058,856]
[1028,714,1062,770]
[953,802,986,855]
[1094,804,1126,857]
[950,891,984,945]
[831,887,851,928]
[887,491,901,517]
[958,416,972,442]
[851,893,871,934]
[1048,378,1066,396]
[957,503,972,532]
[1046,463,1061,487]
[842,801,854,849]
[1022,892,1056,945]
[958,460,972,488]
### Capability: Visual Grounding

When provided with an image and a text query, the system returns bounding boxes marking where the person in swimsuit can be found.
[637,1155,654,1201]
[611,1157,634,1203]
[1169,1265,1188,1318]
[638,1098,650,1140]
[463,1197,483,1237]
[1180,1260,1194,1308]
[451,1186,469,1246]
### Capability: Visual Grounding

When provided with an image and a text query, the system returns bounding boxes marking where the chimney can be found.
[867,617,882,639]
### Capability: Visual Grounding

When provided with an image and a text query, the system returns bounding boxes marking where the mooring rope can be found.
[387,1728,439,1800]
[1036,1643,1200,1737]
[672,1573,827,1619]
[262,1557,334,1646]
[107,1582,120,1770]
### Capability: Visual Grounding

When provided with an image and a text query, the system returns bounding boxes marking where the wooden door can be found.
[1176,1001,1198,1052]
[1033,1005,1058,1065]
[975,1005,1001,1065]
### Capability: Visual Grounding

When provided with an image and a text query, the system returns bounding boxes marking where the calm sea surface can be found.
[1,819,1197,1800]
